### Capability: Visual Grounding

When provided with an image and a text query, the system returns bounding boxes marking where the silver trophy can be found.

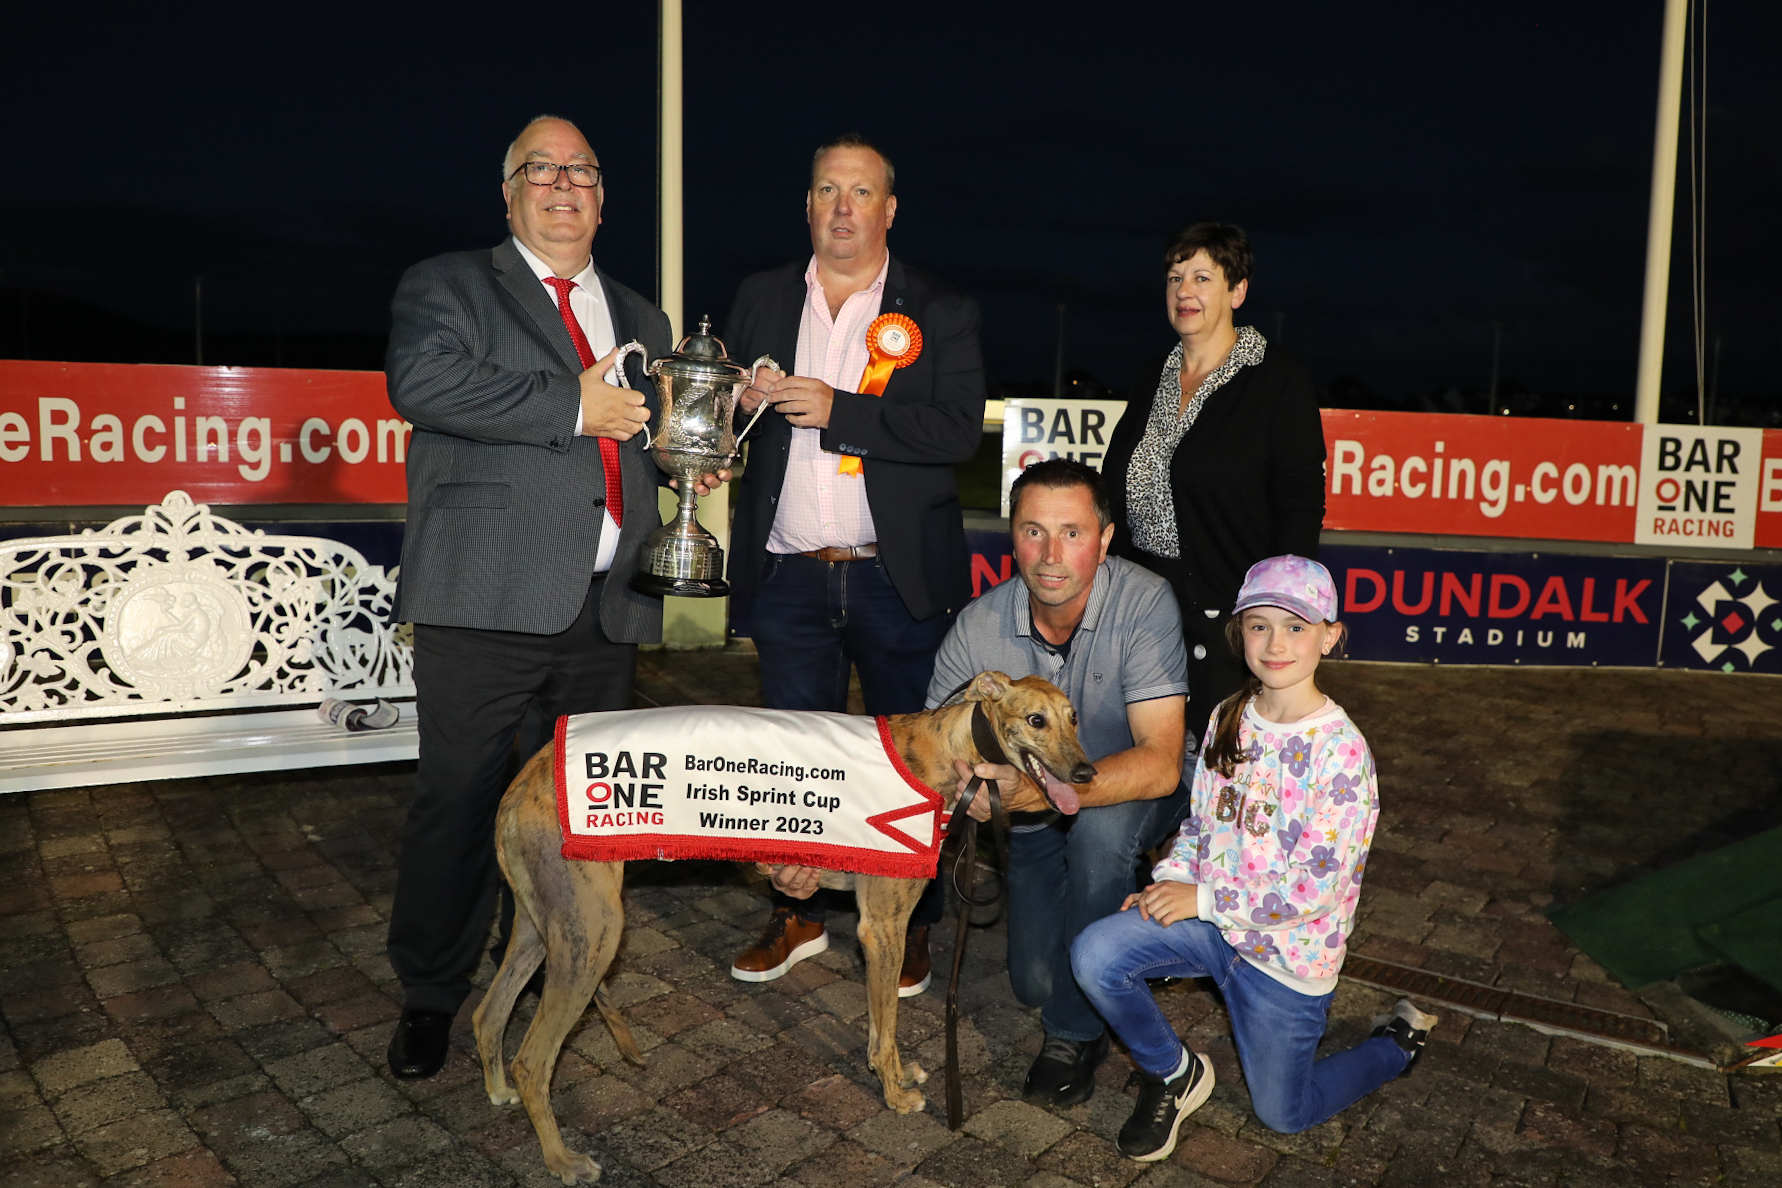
[625,317,777,598]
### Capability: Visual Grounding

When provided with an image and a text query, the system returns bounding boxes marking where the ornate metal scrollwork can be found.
[1,491,412,723]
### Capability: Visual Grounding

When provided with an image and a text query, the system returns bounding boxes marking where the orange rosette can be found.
[840,314,924,475]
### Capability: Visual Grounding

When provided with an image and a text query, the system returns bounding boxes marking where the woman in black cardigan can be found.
[1103,222,1327,744]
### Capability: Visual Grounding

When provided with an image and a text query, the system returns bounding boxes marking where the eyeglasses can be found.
[510,162,602,188]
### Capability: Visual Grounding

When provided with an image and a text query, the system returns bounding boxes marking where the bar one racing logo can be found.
[1636,426,1761,549]
[582,751,667,828]
[998,398,1130,515]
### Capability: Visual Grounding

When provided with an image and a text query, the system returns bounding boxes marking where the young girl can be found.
[1070,555,1436,1161]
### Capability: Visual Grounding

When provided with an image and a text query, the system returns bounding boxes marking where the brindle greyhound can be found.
[473,671,1096,1184]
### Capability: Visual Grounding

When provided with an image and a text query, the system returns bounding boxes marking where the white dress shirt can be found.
[514,237,621,573]
[766,254,889,554]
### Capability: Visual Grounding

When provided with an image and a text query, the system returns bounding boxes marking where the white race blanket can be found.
[555,705,944,877]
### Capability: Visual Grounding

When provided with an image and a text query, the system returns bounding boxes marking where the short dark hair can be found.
[1008,459,1111,529]
[1164,221,1252,287]
[811,133,895,195]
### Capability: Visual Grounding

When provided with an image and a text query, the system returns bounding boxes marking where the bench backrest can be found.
[2,490,412,725]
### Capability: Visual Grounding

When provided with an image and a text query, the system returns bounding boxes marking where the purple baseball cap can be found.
[1233,555,1339,623]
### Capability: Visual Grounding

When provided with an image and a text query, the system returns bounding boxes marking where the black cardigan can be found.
[1103,344,1327,616]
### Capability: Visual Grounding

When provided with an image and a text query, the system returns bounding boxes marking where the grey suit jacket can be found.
[387,238,673,640]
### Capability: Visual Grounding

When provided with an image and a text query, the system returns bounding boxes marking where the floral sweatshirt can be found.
[1153,697,1378,995]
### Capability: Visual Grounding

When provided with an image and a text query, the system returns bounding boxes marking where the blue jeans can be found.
[751,552,951,928]
[751,553,954,716]
[1006,787,1190,1042]
[1071,910,1409,1133]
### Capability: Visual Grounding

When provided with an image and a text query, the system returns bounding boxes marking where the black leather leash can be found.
[944,700,1012,1130]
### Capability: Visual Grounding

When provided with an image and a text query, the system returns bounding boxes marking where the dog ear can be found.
[965,671,1013,703]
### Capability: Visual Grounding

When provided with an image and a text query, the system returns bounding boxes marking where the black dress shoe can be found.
[387,1008,454,1079]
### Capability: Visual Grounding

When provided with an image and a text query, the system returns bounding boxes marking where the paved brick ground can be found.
[4,651,1782,1188]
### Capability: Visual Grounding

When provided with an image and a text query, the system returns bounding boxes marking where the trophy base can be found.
[629,572,731,599]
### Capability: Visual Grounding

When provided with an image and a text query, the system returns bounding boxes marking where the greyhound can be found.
[472,671,1096,1185]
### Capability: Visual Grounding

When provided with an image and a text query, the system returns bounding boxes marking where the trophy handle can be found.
[731,354,782,453]
[602,341,648,388]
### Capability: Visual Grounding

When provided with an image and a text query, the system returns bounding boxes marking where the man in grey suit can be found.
[382,115,682,1079]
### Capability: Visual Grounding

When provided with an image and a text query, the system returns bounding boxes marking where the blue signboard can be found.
[1660,562,1782,674]
[966,535,1671,668]
[1322,544,1664,667]
[966,528,1016,599]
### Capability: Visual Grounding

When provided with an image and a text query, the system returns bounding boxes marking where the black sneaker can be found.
[1118,1049,1215,1161]
[1024,1030,1110,1107]
[1371,999,1440,1077]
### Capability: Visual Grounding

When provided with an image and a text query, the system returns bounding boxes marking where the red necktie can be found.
[544,276,623,528]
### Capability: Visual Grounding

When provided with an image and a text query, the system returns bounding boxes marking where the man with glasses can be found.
[721,135,986,996]
[382,115,689,1080]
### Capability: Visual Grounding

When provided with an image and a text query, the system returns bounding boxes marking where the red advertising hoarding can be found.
[1319,409,1782,551]
[1320,410,1642,542]
[0,360,406,505]
[3,361,1782,552]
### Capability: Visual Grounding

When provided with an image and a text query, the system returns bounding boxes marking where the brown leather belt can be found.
[798,544,877,563]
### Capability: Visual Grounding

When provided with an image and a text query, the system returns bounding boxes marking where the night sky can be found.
[4,1,1778,415]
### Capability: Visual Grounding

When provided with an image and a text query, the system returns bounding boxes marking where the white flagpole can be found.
[657,0,729,644]
[1634,0,1690,425]
[659,0,683,342]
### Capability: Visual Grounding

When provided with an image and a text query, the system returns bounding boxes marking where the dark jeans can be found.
[1006,785,1192,1042]
[750,553,950,928]
[388,576,635,1015]
[1073,913,1408,1132]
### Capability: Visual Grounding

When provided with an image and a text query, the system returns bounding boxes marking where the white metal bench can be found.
[1,491,414,793]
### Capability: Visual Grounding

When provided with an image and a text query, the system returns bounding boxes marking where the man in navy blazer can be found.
[721,135,986,991]
[382,116,680,1080]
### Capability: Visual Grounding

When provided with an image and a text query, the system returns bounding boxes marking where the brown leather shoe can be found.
[730,907,828,982]
[899,924,932,997]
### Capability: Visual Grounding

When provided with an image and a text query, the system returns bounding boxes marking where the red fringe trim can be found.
[559,832,938,878]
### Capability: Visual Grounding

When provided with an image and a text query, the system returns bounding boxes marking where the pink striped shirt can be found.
[765,254,889,554]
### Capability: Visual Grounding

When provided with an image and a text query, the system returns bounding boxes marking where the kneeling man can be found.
[929,459,1190,1107]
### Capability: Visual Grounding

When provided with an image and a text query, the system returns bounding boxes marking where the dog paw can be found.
[900,1061,928,1087]
[886,1087,927,1114]
[548,1152,601,1184]
[487,1089,521,1106]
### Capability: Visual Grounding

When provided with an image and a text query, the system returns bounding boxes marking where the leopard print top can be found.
[1125,325,1268,558]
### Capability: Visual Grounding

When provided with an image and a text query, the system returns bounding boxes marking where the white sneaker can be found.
[1370,999,1440,1076]
[1117,1049,1215,1161]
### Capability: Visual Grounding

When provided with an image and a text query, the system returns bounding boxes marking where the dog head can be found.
[963,671,1096,815]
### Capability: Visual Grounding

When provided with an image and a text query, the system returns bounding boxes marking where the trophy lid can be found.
[655,316,749,380]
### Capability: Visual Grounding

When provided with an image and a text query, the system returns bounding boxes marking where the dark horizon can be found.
[3,1,1777,420]
[0,282,1732,429]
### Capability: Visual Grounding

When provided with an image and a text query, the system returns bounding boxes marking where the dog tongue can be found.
[1039,767,1081,816]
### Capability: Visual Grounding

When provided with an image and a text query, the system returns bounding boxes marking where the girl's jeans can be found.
[1071,909,1410,1133]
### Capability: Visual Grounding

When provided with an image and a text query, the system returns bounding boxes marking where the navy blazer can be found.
[387,238,673,640]
[721,256,987,630]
